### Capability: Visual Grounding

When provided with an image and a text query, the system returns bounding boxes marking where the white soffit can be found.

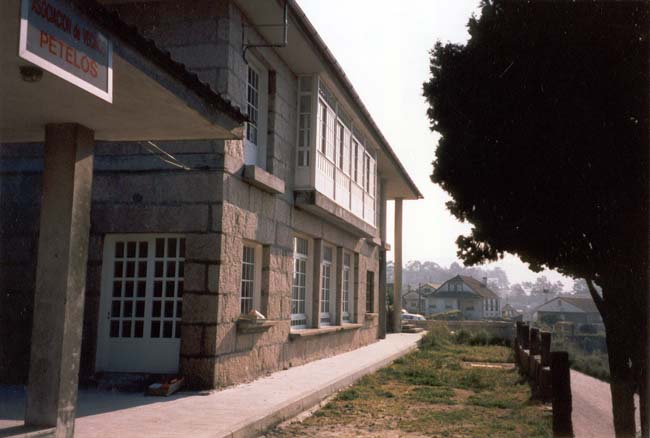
[0,0,236,142]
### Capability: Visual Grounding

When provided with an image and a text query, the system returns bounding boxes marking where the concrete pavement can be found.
[1,333,423,438]
[571,370,641,438]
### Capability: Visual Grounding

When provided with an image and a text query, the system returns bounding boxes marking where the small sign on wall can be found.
[19,0,113,103]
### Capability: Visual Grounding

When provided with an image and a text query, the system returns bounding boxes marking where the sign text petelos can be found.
[19,0,113,102]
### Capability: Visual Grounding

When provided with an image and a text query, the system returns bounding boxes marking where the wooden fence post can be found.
[514,321,522,367]
[551,351,573,437]
[541,332,551,367]
[522,324,530,350]
[530,328,541,355]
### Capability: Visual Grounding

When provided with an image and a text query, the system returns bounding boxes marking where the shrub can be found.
[469,330,490,346]
[578,324,597,334]
[452,328,508,346]
[454,329,472,345]
[419,323,451,349]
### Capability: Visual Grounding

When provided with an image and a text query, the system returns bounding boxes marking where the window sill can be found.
[365,313,379,321]
[236,318,278,334]
[242,165,285,195]
[289,323,363,340]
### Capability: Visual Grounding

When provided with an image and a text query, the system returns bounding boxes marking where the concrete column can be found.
[393,198,403,333]
[311,239,323,328]
[25,124,94,438]
[378,178,388,338]
[334,247,343,325]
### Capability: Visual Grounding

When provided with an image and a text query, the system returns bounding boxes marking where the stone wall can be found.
[0,139,229,384]
[186,2,382,388]
[1,0,384,388]
[0,143,42,383]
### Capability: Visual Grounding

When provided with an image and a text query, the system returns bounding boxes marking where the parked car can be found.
[401,313,426,321]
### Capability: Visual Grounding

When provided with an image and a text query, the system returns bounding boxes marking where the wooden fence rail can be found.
[514,321,573,437]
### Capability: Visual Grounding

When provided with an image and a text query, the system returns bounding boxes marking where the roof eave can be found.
[286,0,422,200]
[81,0,248,131]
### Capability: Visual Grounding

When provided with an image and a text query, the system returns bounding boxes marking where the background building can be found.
[426,275,500,319]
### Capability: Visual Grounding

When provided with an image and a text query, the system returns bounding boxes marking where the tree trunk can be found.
[603,311,637,437]
[633,307,648,438]
[639,370,648,438]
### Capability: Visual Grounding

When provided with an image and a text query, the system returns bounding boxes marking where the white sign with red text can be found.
[19,0,113,103]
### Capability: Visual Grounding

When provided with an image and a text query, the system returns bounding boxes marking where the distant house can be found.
[534,296,602,324]
[501,303,522,320]
[425,275,500,319]
[402,283,439,314]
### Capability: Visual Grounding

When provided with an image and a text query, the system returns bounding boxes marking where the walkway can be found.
[571,370,641,438]
[1,333,423,438]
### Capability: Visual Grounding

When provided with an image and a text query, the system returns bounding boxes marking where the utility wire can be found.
[141,141,192,171]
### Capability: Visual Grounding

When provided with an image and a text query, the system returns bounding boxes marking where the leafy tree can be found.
[571,279,591,296]
[526,275,565,297]
[509,283,526,298]
[423,1,648,435]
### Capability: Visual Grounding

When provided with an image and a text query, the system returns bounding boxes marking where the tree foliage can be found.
[424,1,648,283]
[423,1,648,435]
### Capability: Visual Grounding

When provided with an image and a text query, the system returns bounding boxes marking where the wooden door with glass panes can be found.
[96,235,184,373]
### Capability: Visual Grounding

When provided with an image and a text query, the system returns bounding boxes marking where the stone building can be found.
[1,0,422,403]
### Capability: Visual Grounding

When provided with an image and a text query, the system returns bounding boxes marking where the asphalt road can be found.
[571,370,641,438]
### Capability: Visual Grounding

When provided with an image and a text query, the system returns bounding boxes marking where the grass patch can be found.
[406,386,456,404]
[267,330,551,438]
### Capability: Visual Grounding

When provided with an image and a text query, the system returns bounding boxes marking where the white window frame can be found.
[240,241,262,316]
[297,76,313,167]
[318,99,327,155]
[291,236,310,329]
[320,245,335,325]
[342,252,353,322]
[96,234,185,374]
[336,122,345,170]
[244,57,268,168]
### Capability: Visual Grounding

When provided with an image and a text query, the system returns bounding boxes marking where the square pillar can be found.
[393,198,403,333]
[378,178,388,338]
[25,124,94,438]
[310,238,323,328]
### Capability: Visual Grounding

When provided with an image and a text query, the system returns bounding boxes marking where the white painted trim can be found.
[96,233,184,374]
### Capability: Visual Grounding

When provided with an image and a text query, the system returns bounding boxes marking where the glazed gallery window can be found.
[297,76,312,167]
[320,246,333,325]
[342,253,352,322]
[244,57,268,168]
[246,66,259,145]
[291,237,309,328]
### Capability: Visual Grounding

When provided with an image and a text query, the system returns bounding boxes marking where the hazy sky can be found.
[297,0,573,287]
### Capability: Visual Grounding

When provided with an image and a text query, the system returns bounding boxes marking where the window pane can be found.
[115,241,124,258]
[240,245,256,314]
